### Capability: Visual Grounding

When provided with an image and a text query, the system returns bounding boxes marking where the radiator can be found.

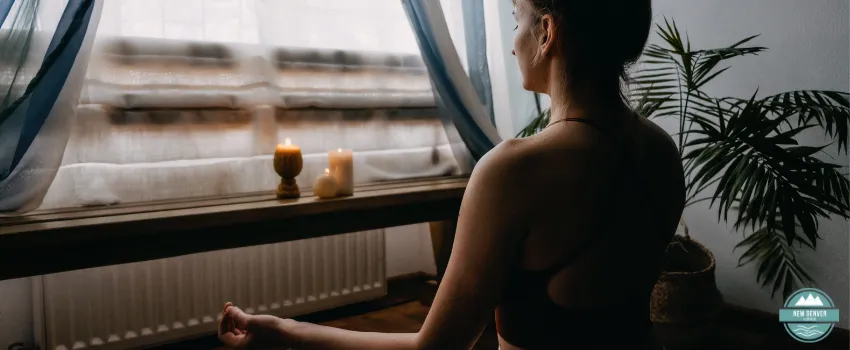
[33,230,387,350]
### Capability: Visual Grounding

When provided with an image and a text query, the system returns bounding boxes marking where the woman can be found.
[219,0,685,348]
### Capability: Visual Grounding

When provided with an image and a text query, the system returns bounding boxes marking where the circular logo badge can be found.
[779,288,840,343]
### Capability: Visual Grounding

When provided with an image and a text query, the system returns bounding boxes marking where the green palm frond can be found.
[683,96,849,258]
[761,90,850,151]
[735,225,815,299]
[689,35,765,90]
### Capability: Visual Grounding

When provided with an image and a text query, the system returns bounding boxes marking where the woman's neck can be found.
[548,87,629,124]
[543,62,630,124]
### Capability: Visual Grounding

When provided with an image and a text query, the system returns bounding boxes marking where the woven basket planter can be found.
[650,220,724,324]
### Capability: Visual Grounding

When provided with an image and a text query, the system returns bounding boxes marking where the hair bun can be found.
[524,0,653,76]
[614,0,653,65]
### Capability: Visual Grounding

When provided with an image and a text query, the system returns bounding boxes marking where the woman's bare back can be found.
[496,114,685,349]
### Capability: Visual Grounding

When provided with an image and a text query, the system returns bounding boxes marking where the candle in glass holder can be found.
[328,148,353,196]
[274,138,303,199]
[313,168,338,199]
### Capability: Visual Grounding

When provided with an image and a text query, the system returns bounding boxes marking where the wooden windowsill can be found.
[0,176,467,281]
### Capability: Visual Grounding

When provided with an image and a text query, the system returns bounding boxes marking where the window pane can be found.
[41,0,459,209]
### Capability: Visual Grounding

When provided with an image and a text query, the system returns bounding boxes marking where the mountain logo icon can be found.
[794,294,825,307]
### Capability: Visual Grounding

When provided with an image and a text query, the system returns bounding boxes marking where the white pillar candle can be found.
[328,148,354,196]
[313,168,338,199]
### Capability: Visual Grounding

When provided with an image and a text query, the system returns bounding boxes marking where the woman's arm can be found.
[277,140,534,350]
[286,321,418,350]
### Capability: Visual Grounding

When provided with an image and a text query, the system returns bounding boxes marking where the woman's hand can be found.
[218,302,299,349]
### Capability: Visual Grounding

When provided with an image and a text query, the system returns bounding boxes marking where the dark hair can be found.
[521,0,652,99]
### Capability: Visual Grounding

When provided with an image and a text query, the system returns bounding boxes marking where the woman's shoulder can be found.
[635,116,679,153]
[633,116,684,175]
[466,138,553,199]
[476,136,560,173]
[474,138,531,179]
[474,134,608,187]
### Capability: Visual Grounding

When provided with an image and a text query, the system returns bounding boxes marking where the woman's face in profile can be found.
[512,1,547,93]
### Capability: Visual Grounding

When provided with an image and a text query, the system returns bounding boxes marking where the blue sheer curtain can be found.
[462,0,495,126]
[0,0,101,212]
[0,0,14,23]
[402,0,501,167]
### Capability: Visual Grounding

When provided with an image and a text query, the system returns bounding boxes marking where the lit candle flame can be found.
[324,168,330,175]
[285,138,292,146]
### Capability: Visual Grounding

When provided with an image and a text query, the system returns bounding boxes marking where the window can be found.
[96,0,421,53]
[39,0,462,210]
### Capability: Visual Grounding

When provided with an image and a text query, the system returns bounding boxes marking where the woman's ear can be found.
[538,14,556,57]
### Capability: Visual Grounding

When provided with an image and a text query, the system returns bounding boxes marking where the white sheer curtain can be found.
[39,0,462,210]
[255,1,419,53]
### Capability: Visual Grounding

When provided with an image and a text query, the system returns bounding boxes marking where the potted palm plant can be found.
[519,18,849,322]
